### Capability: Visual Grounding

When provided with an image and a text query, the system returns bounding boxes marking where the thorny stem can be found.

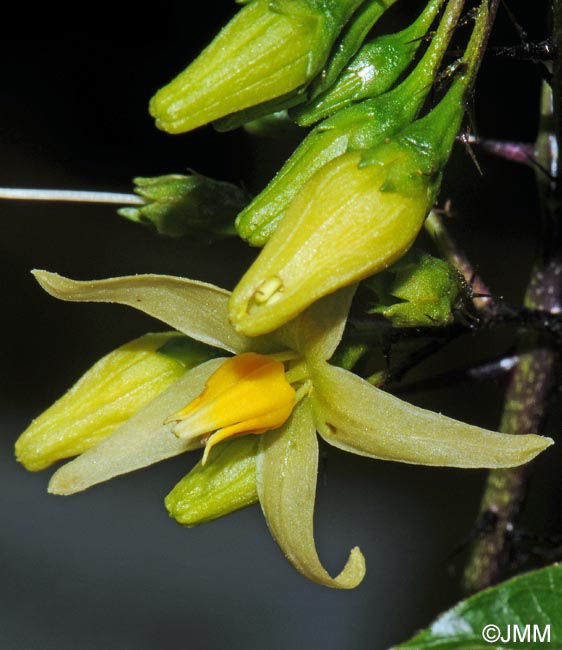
[462,13,562,592]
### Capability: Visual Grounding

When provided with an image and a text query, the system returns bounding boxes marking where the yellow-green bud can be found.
[16,333,217,471]
[229,147,435,336]
[149,0,356,134]
[366,249,463,327]
[165,436,259,527]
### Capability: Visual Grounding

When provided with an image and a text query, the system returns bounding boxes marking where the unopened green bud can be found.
[306,0,397,99]
[230,147,437,336]
[230,0,489,337]
[16,333,218,471]
[236,0,463,246]
[118,174,248,238]
[165,436,259,527]
[149,0,363,134]
[213,0,395,133]
[293,0,445,126]
[366,249,463,327]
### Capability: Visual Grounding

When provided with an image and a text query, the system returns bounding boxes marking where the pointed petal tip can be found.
[31,269,71,298]
[333,545,366,590]
[48,470,78,496]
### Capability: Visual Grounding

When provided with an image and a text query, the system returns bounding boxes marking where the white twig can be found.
[0,187,144,205]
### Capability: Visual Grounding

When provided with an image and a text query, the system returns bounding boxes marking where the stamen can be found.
[294,381,312,405]
[253,276,283,304]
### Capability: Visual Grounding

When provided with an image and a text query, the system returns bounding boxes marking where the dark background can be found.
[1,2,560,649]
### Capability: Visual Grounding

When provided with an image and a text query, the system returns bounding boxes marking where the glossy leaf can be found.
[393,564,562,649]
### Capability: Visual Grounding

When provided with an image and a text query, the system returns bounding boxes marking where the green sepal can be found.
[213,91,305,133]
[242,110,302,138]
[118,173,249,238]
[365,249,463,327]
[307,0,398,100]
[165,436,259,527]
[293,0,444,126]
[329,342,368,371]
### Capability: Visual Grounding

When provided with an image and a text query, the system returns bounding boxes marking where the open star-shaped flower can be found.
[30,270,552,588]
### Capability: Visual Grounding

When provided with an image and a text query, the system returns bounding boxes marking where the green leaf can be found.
[393,564,562,649]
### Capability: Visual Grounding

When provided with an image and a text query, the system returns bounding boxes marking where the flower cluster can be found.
[16,0,555,589]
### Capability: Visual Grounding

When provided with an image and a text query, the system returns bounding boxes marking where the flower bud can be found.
[149,0,362,134]
[366,249,463,327]
[165,436,259,527]
[16,334,218,471]
[230,146,437,336]
[235,0,464,246]
[306,0,398,99]
[293,0,445,126]
[118,173,248,238]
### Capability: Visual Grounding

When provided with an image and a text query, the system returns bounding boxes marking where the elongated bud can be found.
[236,0,464,246]
[366,249,464,327]
[231,1,493,335]
[15,334,218,471]
[149,0,363,134]
[118,173,248,238]
[293,0,445,126]
[230,147,436,336]
[165,436,259,527]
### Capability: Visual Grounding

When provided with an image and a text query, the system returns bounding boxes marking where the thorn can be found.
[459,127,483,175]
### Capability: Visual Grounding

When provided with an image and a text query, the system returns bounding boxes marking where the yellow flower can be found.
[230,148,432,336]
[167,352,295,464]
[28,270,553,589]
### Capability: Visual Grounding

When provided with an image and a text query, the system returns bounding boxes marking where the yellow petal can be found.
[257,400,366,588]
[48,359,227,495]
[33,270,252,354]
[311,362,553,468]
[169,353,296,462]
